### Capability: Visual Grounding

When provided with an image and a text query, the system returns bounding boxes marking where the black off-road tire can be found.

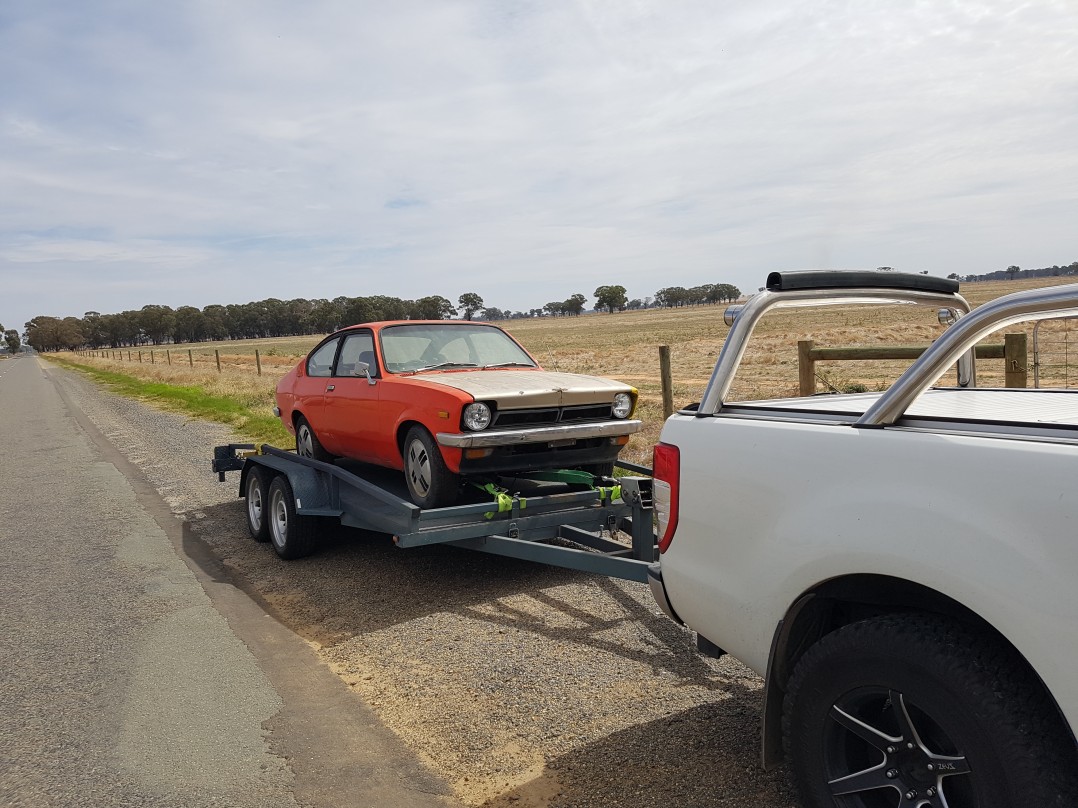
[403,425,459,509]
[782,613,1078,808]
[244,465,271,542]
[295,415,335,463]
[266,475,318,560]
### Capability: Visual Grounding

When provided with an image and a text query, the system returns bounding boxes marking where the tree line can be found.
[948,260,1078,283]
[22,280,743,352]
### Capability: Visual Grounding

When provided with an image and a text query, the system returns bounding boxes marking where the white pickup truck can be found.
[647,270,1078,808]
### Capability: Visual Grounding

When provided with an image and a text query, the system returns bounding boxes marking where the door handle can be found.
[326,384,335,392]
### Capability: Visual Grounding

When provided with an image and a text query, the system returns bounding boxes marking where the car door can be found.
[293,336,342,453]
[321,330,382,461]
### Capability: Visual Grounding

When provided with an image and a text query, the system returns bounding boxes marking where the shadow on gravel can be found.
[477,699,798,808]
[183,498,717,682]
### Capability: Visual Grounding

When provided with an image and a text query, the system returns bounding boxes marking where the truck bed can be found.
[726,387,1078,430]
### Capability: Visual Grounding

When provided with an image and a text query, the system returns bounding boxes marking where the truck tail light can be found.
[652,442,680,553]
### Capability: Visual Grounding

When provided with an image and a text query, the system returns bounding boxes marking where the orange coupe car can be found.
[274,321,642,508]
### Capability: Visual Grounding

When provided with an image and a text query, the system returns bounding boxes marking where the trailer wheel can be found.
[267,475,317,559]
[403,425,459,509]
[295,416,334,463]
[244,466,271,542]
[782,613,1078,808]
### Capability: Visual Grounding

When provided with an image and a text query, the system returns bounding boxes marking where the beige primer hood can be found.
[410,370,635,409]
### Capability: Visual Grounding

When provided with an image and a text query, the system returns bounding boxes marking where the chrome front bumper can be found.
[437,419,643,449]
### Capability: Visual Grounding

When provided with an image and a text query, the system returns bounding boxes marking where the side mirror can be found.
[354,361,376,385]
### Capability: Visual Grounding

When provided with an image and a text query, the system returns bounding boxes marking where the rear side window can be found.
[307,338,340,378]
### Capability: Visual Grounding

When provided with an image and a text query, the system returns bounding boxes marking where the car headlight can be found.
[612,392,633,419]
[463,402,492,431]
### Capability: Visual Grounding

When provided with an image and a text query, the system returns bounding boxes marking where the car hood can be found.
[409,370,633,408]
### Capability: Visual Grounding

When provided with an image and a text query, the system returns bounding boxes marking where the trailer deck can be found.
[213,444,657,582]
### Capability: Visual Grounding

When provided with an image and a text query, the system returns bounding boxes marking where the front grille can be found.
[491,403,614,429]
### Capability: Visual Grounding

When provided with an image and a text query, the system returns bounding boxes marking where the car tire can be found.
[403,425,459,509]
[244,465,271,542]
[782,613,1078,808]
[295,416,334,463]
[267,475,318,559]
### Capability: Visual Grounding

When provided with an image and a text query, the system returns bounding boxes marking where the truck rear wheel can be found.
[244,466,271,542]
[782,613,1078,808]
[267,475,317,559]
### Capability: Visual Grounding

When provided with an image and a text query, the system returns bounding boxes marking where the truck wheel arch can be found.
[760,573,1073,769]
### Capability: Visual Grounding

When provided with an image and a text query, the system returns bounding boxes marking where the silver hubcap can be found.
[247,477,263,530]
[270,490,288,547]
[407,438,431,496]
[297,425,313,457]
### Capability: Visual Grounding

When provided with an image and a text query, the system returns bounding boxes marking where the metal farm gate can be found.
[1033,317,1078,388]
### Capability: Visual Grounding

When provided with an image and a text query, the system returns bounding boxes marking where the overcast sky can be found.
[2,0,1076,333]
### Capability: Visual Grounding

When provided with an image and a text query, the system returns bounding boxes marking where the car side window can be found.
[307,338,340,378]
[336,332,377,378]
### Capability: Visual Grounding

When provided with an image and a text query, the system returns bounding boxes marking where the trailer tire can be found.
[782,613,1078,808]
[267,475,317,559]
[244,466,271,542]
[403,425,459,509]
[296,416,334,463]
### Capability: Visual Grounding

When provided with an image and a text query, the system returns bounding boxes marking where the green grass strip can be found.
[50,358,292,446]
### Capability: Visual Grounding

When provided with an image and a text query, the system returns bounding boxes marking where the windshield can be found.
[379,323,537,373]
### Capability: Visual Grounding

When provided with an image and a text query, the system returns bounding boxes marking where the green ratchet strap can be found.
[597,484,622,503]
[511,470,623,503]
[472,482,526,520]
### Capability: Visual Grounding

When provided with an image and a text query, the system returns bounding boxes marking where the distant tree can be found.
[25,316,83,352]
[564,293,587,316]
[626,299,643,310]
[202,305,230,341]
[594,285,627,314]
[458,292,484,320]
[480,307,506,321]
[139,305,175,345]
[172,306,207,343]
[4,330,19,354]
[308,299,340,334]
[411,296,458,320]
[1007,265,1020,280]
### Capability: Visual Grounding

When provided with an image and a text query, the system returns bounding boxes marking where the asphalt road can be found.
[0,355,457,808]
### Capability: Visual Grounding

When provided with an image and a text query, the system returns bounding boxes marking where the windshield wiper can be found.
[481,362,536,369]
[411,362,479,373]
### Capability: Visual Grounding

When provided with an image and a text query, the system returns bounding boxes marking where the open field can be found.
[62,277,1078,466]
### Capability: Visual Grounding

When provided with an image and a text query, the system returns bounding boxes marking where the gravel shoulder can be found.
[48,360,798,808]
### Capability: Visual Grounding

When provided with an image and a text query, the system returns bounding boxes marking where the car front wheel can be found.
[783,613,1078,808]
[403,425,459,509]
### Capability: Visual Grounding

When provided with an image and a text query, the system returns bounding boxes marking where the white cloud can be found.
[1,0,1076,332]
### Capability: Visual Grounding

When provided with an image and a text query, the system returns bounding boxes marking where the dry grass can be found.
[62,277,1078,466]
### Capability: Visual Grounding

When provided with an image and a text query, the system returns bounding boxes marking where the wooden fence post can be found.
[166,349,171,365]
[658,345,673,419]
[1005,332,1028,388]
[215,350,221,372]
[138,351,143,363]
[150,350,155,364]
[255,349,262,377]
[798,340,815,396]
[188,349,193,367]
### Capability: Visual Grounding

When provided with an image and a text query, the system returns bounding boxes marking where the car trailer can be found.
[212,444,658,582]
